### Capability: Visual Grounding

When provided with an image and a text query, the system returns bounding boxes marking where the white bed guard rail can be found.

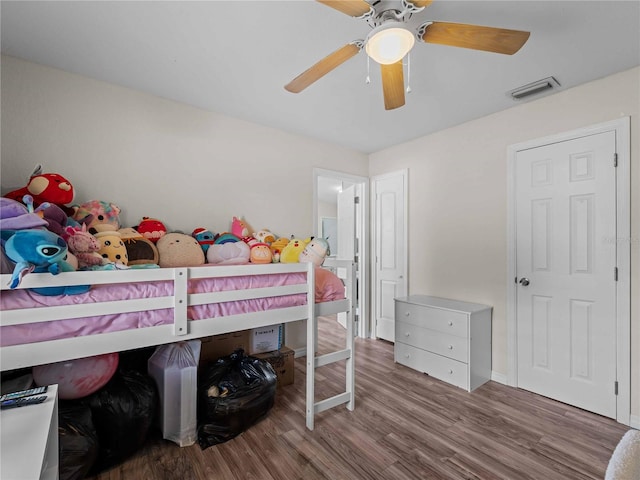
[1,260,356,430]
[0,263,316,371]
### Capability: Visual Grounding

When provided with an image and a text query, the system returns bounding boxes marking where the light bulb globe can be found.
[365,23,415,65]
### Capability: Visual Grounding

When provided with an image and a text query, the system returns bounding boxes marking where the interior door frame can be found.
[371,169,409,341]
[313,168,369,338]
[506,117,631,425]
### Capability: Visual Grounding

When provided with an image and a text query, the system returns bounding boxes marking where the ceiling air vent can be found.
[509,76,560,100]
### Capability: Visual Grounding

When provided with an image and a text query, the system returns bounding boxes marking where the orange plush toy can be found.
[4,165,75,216]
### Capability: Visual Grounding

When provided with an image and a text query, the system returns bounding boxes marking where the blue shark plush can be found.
[1,229,90,295]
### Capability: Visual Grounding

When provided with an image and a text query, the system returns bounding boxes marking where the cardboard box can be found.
[253,346,295,387]
[249,324,283,354]
[199,330,250,368]
[147,339,201,447]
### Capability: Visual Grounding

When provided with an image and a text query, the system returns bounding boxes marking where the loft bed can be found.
[0,260,356,430]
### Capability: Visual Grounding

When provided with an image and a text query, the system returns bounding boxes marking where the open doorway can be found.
[313,168,369,338]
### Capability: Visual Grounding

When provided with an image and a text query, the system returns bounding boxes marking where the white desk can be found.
[1,384,59,480]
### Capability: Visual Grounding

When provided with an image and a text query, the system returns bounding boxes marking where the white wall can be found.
[369,66,640,419]
[0,54,369,350]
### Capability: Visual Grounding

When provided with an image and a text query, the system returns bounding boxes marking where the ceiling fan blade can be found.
[406,0,434,8]
[421,22,530,55]
[380,61,405,110]
[285,43,361,94]
[316,0,372,17]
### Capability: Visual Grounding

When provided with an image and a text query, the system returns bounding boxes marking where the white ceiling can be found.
[1,1,639,154]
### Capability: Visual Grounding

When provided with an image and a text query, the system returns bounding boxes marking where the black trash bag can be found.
[198,349,277,449]
[82,368,158,474]
[58,404,99,480]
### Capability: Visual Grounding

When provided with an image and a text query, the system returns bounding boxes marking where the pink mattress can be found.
[1,266,345,347]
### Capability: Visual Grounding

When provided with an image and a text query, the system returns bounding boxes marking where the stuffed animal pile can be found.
[1,168,331,296]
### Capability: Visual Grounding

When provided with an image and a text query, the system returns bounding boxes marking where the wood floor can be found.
[87,316,629,480]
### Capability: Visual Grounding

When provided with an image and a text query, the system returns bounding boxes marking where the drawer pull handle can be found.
[405,354,410,359]
[448,321,453,326]
[405,332,410,337]
[448,345,453,349]
[448,369,453,374]
[405,312,410,316]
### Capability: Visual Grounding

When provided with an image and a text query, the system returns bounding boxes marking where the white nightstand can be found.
[1,384,59,480]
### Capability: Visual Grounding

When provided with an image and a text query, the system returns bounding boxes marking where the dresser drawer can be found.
[396,321,468,362]
[395,343,468,390]
[395,302,468,337]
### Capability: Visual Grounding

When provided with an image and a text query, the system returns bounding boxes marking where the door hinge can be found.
[614,267,618,281]
[615,381,619,395]
[614,153,618,167]
[354,196,360,204]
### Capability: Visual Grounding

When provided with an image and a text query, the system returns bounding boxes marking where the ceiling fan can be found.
[284,0,530,110]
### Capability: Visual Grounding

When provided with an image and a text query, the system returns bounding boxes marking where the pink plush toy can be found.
[231,216,250,238]
[64,225,107,269]
[72,200,121,235]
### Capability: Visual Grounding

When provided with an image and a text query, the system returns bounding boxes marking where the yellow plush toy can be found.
[269,237,290,263]
[279,237,311,263]
[95,230,129,266]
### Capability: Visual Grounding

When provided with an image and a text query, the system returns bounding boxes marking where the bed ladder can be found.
[305,259,357,430]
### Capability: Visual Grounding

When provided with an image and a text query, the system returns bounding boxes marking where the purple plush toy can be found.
[0,197,48,230]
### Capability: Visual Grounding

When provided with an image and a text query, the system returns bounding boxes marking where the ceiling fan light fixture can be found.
[365,23,415,65]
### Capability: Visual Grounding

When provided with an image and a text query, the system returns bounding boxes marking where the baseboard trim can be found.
[294,347,306,358]
[491,371,507,385]
[491,373,638,428]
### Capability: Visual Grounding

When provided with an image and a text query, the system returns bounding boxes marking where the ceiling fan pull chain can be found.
[366,55,371,84]
[406,53,412,94]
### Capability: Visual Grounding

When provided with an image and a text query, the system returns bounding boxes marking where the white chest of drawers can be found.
[394,295,492,392]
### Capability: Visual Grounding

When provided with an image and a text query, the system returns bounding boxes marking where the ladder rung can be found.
[314,392,351,414]
[315,348,351,368]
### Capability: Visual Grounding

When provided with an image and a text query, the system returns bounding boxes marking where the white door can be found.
[337,184,356,261]
[515,131,617,418]
[336,184,356,329]
[373,171,407,342]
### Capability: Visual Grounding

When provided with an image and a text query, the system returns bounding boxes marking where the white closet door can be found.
[373,170,407,342]
[515,131,617,418]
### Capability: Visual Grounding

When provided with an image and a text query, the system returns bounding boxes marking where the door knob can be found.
[519,277,530,286]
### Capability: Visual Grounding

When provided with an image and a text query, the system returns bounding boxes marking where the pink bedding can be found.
[1,266,345,347]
